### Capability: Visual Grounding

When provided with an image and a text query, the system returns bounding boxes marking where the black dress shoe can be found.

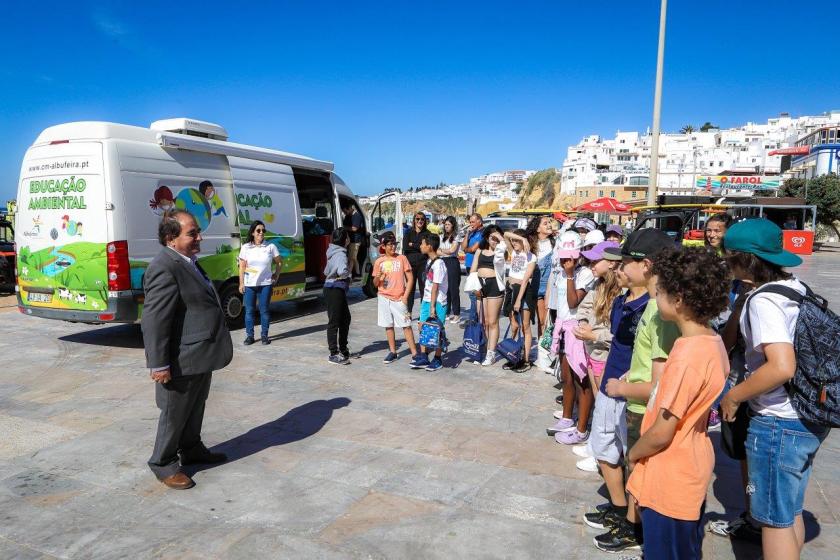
[180,449,228,465]
[261,337,271,345]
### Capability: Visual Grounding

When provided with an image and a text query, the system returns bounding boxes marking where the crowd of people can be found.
[145,206,835,560]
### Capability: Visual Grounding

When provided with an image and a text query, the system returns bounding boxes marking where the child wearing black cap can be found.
[592,228,681,554]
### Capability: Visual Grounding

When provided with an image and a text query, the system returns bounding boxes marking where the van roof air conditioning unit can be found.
[150,118,228,141]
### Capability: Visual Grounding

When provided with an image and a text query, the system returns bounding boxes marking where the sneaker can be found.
[383,352,398,364]
[426,358,443,371]
[480,354,496,367]
[594,519,643,553]
[328,354,349,365]
[584,505,623,529]
[708,408,722,429]
[554,392,564,405]
[243,336,255,346]
[261,337,271,345]
[576,456,599,473]
[708,512,762,544]
[340,349,352,361]
[555,429,589,445]
[572,444,593,458]
[410,354,430,369]
[546,418,575,436]
[450,316,461,324]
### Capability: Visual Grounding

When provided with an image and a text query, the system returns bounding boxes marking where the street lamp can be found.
[647,0,668,206]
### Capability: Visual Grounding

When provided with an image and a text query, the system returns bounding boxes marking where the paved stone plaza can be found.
[1,250,839,559]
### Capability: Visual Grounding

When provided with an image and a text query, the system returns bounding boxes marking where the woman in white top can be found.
[503,229,537,368]
[437,216,463,323]
[238,220,282,345]
[469,225,507,365]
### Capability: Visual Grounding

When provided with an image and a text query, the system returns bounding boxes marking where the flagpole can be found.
[647,0,668,206]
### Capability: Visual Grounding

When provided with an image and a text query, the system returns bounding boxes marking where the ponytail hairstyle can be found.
[593,266,623,325]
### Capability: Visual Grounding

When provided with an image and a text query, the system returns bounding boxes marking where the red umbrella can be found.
[575,197,631,214]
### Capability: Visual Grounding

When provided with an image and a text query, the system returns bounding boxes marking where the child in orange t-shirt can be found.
[625,247,730,559]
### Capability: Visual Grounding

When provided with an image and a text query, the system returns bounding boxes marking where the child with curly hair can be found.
[624,246,731,559]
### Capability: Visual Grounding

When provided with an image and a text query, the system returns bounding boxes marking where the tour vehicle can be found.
[14,118,374,325]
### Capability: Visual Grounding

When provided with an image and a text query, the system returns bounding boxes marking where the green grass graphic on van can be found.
[17,242,108,311]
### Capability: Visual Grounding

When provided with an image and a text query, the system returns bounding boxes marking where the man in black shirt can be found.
[342,204,365,278]
[402,211,429,313]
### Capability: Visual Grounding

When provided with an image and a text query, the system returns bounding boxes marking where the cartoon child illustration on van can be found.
[61,215,83,236]
[199,180,227,217]
[149,185,175,216]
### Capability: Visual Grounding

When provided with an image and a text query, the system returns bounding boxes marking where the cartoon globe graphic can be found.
[174,188,212,231]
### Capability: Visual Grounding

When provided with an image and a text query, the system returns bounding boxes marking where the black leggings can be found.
[324,287,351,355]
[406,261,427,313]
[443,257,461,317]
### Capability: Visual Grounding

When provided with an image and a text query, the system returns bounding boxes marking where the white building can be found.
[561,112,839,196]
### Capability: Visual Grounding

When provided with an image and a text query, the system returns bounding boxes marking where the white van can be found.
[15,118,393,325]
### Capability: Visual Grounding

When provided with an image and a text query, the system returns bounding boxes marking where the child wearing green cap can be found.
[720,218,830,560]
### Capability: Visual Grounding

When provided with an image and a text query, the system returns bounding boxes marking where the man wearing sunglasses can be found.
[402,212,430,314]
[141,209,233,490]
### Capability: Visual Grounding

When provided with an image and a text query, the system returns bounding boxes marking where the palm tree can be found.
[679,124,695,134]
[699,121,719,132]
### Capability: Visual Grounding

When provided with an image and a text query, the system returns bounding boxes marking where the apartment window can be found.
[610,190,616,197]
[599,190,604,197]
[719,161,723,166]
[631,191,637,198]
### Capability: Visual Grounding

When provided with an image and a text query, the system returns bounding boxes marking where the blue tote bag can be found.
[496,314,524,364]
[462,303,487,361]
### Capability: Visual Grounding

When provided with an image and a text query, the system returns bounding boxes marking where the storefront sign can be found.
[695,175,781,191]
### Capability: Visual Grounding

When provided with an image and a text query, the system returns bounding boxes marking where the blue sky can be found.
[2,0,839,201]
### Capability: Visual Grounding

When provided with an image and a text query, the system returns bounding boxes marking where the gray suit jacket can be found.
[141,247,233,377]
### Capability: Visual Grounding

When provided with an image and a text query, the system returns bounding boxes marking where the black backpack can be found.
[746,282,840,427]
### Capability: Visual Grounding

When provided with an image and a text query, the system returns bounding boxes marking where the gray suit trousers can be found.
[148,372,212,479]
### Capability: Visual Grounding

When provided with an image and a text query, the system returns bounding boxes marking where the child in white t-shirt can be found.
[720,218,829,558]
[545,230,596,441]
[410,233,448,372]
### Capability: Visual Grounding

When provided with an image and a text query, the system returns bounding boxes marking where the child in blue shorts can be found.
[411,233,448,371]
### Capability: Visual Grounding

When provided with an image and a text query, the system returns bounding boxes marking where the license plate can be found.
[28,292,52,303]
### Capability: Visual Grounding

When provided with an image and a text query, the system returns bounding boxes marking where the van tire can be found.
[362,275,377,298]
[219,282,244,328]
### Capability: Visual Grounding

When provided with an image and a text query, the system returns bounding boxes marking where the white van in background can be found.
[15,118,377,325]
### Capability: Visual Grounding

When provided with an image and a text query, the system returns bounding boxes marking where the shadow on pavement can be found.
[60,324,144,348]
[185,397,351,476]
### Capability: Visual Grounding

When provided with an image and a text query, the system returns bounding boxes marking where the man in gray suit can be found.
[142,209,233,489]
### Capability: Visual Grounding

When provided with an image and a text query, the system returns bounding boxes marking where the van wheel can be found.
[362,275,377,298]
[219,283,244,328]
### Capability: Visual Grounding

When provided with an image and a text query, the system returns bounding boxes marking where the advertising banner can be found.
[695,175,781,192]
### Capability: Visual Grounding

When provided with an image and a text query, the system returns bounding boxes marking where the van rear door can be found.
[15,142,109,312]
[368,192,403,251]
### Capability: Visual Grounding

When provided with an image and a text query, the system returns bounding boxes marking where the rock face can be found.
[516,168,575,210]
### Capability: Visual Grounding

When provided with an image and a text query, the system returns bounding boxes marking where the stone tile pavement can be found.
[0,251,838,559]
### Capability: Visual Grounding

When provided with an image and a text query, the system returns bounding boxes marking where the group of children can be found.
[322,213,832,559]
[538,216,831,560]
[323,226,450,370]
